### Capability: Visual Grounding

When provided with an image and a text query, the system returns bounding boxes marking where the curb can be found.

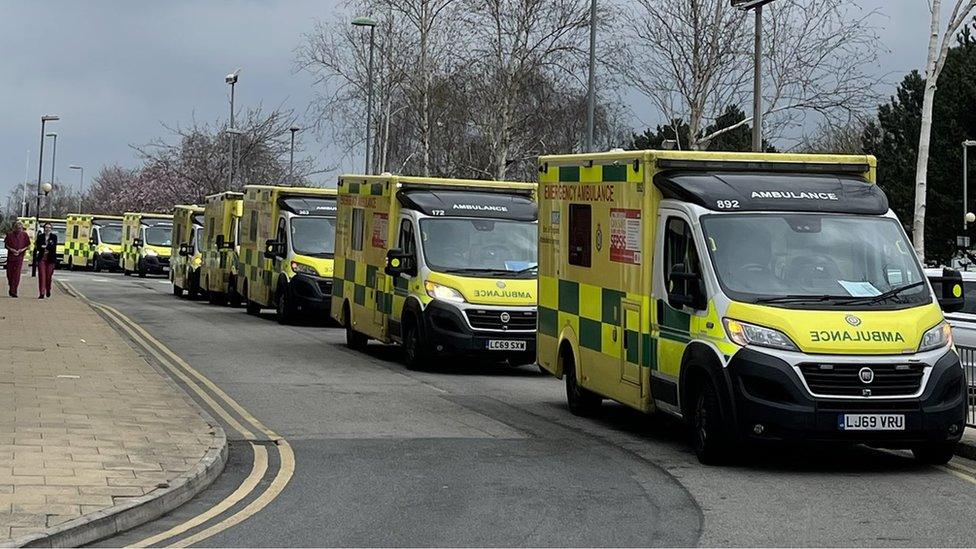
[954,429,976,461]
[5,281,230,548]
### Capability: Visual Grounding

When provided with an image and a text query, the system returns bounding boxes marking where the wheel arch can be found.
[678,341,738,430]
[554,327,581,380]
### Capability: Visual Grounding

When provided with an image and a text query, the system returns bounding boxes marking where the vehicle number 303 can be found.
[716,200,740,209]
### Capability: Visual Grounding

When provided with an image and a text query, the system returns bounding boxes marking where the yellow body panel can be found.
[121,213,173,273]
[170,205,205,290]
[202,192,244,296]
[64,214,124,268]
[19,217,66,263]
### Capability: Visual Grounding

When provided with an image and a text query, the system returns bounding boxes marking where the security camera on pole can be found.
[732,0,776,152]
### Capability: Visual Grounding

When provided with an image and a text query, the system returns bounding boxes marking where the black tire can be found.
[564,350,601,416]
[344,303,368,351]
[173,284,183,297]
[123,266,131,277]
[276,286,294,325]
[912,443,957,465]
[227,277,242,308]
[66,257,74,271]
[137,260,147,278]
[92,258,101,273]
[243,282,261,315]
[691,375,732,465]
[208,280,225,305]
[402,317,429,370]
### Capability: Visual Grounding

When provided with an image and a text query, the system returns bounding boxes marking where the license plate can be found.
[487,340,526,351]
[838,414,905,431]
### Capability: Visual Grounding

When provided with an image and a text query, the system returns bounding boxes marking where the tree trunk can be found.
[911,0,943,262]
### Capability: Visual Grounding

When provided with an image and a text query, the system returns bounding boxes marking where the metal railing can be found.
[955,346,976,428]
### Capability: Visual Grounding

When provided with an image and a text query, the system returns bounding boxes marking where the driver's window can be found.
[663,217,703,300]
[399,219,415,256]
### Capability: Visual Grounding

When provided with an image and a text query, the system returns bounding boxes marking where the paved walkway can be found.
[0,269,219,543]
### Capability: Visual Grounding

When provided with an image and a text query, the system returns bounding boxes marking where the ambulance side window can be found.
[398,220,415,256]
[663,217,703,284]
[568,204,592,267]
[351,208,365,251]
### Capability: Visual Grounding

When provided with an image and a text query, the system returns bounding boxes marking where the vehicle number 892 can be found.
[716,200,740,209]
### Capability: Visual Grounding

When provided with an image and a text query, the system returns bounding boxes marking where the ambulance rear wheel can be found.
[691,376,731,465]
[344,303,368,351]
[911,443,956,465]
[564,350,600,416]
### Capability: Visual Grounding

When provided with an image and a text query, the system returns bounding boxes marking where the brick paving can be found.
[0,267,217,542]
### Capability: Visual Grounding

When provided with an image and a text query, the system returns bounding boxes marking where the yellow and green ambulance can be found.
[237,185,338,323]
[19,216,66,265]
[121,213,173,277]
[64,214,124,271]
[331,174,538,370]
[201,191,244,306]
[170,205,205,297]
[537,149,967,464]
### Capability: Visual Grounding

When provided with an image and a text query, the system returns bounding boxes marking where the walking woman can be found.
[35,222,57,299]
[4,221,31,297]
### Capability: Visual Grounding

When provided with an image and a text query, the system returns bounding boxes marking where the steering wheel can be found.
[788,254,842,288]
[737,262,766,274]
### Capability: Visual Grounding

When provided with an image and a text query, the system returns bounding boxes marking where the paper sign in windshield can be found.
[838,280,881,297]
[610,208,641,265]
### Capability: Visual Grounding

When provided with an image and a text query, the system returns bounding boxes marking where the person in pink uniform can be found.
[4,221,31,298]
[34,222,57,299]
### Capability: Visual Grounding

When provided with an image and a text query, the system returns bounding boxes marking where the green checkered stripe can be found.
[334,258,404,315]
[539,277,692,370]
[549,163,630,183]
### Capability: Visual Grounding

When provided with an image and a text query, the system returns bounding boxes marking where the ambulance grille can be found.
[465,309,536,331]
[798,363,925,397]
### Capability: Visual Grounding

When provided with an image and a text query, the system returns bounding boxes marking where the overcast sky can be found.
[0,1,945,201]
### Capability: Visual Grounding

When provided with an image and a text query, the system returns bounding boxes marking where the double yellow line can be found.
[60,281,294,547]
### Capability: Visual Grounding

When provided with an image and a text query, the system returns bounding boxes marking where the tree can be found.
[616,0,880,150]
[629,105,774,152]
[911,0,976,260]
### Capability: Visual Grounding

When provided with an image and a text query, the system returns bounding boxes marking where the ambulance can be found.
[201,191,244,306]
[64,214,124,271]
[19,216,66,265]
[170,205,205,297]
[236,185,337,323]
[121,213,174,277]
[331,174,538,370]
[537,150,967,464]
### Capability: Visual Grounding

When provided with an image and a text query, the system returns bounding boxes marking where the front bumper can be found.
[728,347,967,447]
[97,251,120,268]
[288,273,333,313]
[422,301,536,357]
[142,255,170,274]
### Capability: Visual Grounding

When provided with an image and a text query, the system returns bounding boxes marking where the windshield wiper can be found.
[513,264,538,275]
[863,281,926,304]
[756,294,861,304]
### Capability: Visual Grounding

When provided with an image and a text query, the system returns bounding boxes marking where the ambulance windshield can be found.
[420,218,537,276]
[51,226,66,243]
[701,213,930,308]
[145,226,172,247]
[98,225,123,245]
[290,216,336,257]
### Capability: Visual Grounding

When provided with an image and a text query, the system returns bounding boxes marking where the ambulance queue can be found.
[51,150,970,465]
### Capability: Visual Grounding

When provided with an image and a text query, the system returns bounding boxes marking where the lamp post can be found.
[585,0,597,152]
[225,68,241,188]
[733,0,776,152]
[33,115,59,276]
[352,16,377,174]
[69,165,84,213]
[22,150,30,217]
[964,140,976,230]
[289,125,301,185]
[46,132,58,217]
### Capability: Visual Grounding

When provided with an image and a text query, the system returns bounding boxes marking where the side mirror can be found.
[264,239,284,260]
[178,244,190,257]
[667,263,707,311]
[132,238,144,248]
[930,268,965,314]
[385,248,416,277]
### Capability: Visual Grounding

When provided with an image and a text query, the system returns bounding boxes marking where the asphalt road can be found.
[59,271,976,547]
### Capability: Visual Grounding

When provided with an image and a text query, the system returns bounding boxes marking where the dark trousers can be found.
[38,259,55,296]
[6,256,24,295]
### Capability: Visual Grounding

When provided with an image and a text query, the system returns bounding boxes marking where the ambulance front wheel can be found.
[563,348,601,416]
[402,318,429,371]
[690,375,732,465]
[173,284,183,297]
[344,303,368,351]
[911,443,956,465]
[92,258,102,273]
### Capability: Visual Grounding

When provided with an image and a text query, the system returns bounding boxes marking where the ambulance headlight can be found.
[144,248,158,257]
[425,281,466,303]
[724,318,798,352]
[290,261,318,276]
[918,321,952,352]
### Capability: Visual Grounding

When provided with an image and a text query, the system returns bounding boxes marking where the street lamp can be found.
[69,165,84,213]
[964,140,976,230]
[225,68,241,188]
[289,125,301,185]
[33,115,58,276]
[585,0,597,152]
[352,16,377,174]
[45,132,58,217]
[733,0,777,152]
